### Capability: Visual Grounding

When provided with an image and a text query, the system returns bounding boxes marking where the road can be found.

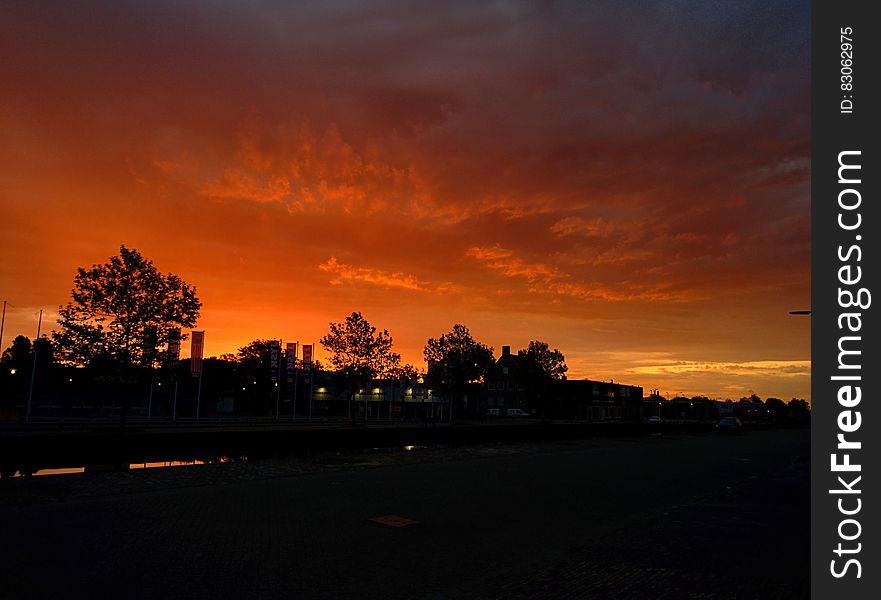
[0,428,809,599]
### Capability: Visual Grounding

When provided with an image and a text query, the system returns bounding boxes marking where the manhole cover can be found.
[369,515,419,527]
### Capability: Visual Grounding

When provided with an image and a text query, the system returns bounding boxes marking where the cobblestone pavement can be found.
[453,446,809,600]
[0,430,809,599]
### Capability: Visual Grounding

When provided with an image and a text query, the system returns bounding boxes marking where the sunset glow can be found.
[0,2,810,401]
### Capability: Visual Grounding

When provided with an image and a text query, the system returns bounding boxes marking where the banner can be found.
[286,342,297,383]
[270,339,280,382]
[302,344,313,384]
[190,330,204,377]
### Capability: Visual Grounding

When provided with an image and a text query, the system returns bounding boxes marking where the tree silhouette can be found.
[424,324,494,420]
[519,341,567,379]
[518,341,567,418]
[320,312,398,423]
[1,335,33,370]
[52,246,201,368]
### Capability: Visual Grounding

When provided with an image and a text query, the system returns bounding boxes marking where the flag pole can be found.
[0,300,7,355]
[292,340,299,422]
[308,342,313,421]
[195,373,202,420]
[26,309,42,423]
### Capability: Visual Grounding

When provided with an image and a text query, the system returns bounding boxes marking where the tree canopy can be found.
[518,340,568,381]
[424,324,495,389]
[52,245,201,367]
[320,312,399,382]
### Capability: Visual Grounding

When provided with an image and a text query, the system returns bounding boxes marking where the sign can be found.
[286,342,297,383]
[190,330,204,377]
[270,340,280,382]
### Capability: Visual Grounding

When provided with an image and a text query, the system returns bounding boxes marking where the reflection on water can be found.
[130,460,207,470]
[6,456,247,478]
[25,467,86,477]
[5,445,440,478]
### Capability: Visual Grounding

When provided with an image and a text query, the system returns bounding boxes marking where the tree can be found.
[52,246,201,368]
[424,324,495,420]
[1,335,33,370]
[236,339,274,367]
[788,398,811,424]
[765,397,788,421]
[517,341,568,417]
[392,363,420,382]
[519,341,567,380]
[320,312,398,422]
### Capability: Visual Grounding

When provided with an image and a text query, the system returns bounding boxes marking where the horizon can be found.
[0,1,810,403]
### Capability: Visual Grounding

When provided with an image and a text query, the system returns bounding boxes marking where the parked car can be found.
[646,416,662,423]
[485,408,500,417]
[716,417,743,432]
[506,408,531,417]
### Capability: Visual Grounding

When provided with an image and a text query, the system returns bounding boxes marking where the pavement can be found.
[0,428,809,599]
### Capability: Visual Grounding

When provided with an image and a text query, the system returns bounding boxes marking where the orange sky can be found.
[0,2,810,401]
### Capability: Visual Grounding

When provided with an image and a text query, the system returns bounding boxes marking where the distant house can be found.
[484,346,529,410]
[482,345,642,421]
[549,379,643,421]
[303,370,446,419]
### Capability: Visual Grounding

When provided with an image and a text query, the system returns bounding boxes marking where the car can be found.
[716,417,743,432]
[506,408,531,417]
[646,416,662,423]
[485,408,500,417]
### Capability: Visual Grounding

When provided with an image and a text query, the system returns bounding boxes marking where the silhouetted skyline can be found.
[0,1,810,402]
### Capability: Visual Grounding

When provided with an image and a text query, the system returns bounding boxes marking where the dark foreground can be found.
[0,428,809,599]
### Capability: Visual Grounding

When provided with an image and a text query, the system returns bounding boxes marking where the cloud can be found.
[200,170,291,203]
[318,257,457,294]
[465,244,694,302]
[629,360,811,378]
[0,0,811,402]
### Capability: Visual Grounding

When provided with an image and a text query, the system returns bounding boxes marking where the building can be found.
[549,379,643,421]
[483,346,528,411]
[482,344,643,421]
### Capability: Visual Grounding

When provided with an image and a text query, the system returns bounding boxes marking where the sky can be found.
[0,1,810,402]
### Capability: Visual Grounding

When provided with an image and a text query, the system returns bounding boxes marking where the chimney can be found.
[502,345,511,357]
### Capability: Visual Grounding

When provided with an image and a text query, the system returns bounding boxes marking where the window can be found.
[620,387,630,398]
[508,381,514,391]
[502,367,509,375]
[487,382,495,390]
